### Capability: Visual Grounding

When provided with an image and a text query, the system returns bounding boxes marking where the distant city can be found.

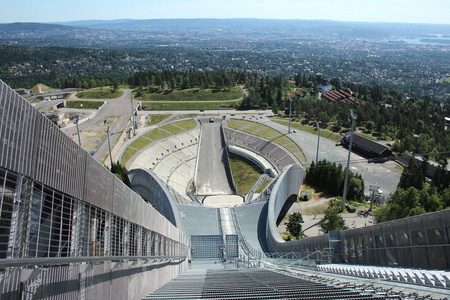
[0,19,449,98]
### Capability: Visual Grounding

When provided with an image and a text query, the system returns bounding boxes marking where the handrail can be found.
[0,255,187,268]
[286,250,323,267]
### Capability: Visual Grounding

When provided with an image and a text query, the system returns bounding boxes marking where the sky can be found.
[1,0,449,25]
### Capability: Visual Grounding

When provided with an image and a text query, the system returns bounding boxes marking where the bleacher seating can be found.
[224,127,299,171]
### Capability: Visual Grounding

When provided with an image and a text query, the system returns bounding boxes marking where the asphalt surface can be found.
[196,121,234,195]
[257,118,401,195]
[59,90,137,161]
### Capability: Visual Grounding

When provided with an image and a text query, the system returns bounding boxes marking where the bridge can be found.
[1,79,450,299]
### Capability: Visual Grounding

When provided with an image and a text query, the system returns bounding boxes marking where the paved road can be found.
[196,121,234,195]
[59,90,137,161]
[257,118,400,195]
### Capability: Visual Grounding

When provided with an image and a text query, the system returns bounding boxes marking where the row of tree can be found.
[304,160,365,203]
[127,70,245,90]
[374,158,450,223]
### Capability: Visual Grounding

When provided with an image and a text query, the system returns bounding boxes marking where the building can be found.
[322,89,359,105]
[317,80,332,93]
[340,133,391,159]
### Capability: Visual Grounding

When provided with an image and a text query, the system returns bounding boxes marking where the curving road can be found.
[59,90,137,161]
[255,117,401,195]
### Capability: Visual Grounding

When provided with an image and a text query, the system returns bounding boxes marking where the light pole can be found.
[288,94,292,134]
[316,122,321,163]
[105,126,113,169]
[342,109,357,212]
[368,185,379,212]
[74,114,81,146]
[130,96,135,136]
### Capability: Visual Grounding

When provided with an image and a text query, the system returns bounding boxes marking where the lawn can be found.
[229,153,264,194]
[129,137,153,151]
[66,100,104,109]
[76,87,123,99]
[147,114,171,126]
[139,87,242,101]
[160,123,185,135]
[272,119,342,143]
[120,148,137,166]
[141,101,240,110]
[173,120,197,130]
[143,128,171,141]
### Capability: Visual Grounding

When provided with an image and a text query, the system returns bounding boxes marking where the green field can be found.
[173,120,197,130]
[129,137,153,151]
[229,153,264,194]
[66,100,104,109]
[143,128,171,141]
[272,119,342,142]
[120,148,137,165]
[147,114,171,126]
[76,87,123,99]
[139,87,242,101]
[142,101,240,110]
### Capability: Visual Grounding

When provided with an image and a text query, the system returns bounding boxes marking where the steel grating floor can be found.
[143,268,401,299]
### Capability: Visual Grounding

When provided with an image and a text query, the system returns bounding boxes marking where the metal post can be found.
[369,185,378,212]
[105,126,113,169]
[316,122,321,163]
[75,114,81,146]
[342,109,357,212]
[288,94,292,134]
[130,96,135,136]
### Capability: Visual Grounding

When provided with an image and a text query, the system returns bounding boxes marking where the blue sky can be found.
[1,0,449,24]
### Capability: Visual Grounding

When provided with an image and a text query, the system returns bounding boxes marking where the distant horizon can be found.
[1,0,449,25]
[3,17,450,27]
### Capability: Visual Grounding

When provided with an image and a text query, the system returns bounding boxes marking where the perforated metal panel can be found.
[191,235,223,259]
[225,234,239,258]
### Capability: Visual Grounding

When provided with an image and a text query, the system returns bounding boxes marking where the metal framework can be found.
[0,80,189,299]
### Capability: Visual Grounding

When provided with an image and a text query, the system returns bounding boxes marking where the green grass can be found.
[356,131,378,141]
[272,119,342,143]
[120,148,137,166]
[160,123,185,135]
[66,101,104,109]
[120,120,197,166]
[139,87,242,101]
[76,87,123,99]
[141,101,240,110]
[129,137,153,151]
[229,153,264,194]
[255,179,271,193]
[228,119,306,164]
[148,114,171,126]
[143,128,171,141]
[173,120,197,130]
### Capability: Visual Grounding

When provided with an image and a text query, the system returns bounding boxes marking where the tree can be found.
[111,161,128,183]
[319,200,348,233]
[365,120,375,132]
[286,212,304,239]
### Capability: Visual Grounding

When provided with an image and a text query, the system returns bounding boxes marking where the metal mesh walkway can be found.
[143,268,400,299]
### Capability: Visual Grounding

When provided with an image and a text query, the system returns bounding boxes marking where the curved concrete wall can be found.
[266,165,306,252]
[228,145,277,178]
[261,159,450,270]
[127,168,183,229]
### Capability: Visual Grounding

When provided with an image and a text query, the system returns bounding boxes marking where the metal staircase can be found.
[143,268,401,299]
